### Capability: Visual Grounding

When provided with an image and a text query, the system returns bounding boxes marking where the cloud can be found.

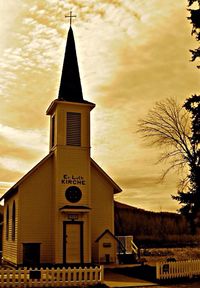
[0,166,22,186]
[0,156,32,174]
[0,124,48,152]
[117,175,160,189]
[115,176,180,212]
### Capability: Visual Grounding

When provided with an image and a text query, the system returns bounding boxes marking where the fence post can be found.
[73,267,77,285]
[89,266,94,284]
[189,260,193,279]
[84,266,88,285]
[93,266,98,283]
[100,265,104,282]
[50,267,54,287]
[0,268,4,287]
[67,267,71,286]
[77,267,81,285]
[11,268,16,287]
[6,268,10,287]
[156,262,160,280]
[18,268,22,288]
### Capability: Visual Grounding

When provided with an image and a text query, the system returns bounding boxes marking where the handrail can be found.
[131,240,138,252]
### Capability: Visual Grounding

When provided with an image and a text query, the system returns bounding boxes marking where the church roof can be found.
[0,155,121,201]
[58,26,86,103]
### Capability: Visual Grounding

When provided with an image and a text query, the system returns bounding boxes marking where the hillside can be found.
[114,201,192,247]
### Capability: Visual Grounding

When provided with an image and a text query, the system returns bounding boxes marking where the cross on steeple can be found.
[65,11,76,26]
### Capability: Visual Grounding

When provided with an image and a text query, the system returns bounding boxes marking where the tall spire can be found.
[58,26,84,103]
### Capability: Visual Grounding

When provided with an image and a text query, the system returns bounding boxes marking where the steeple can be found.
[58,26,84,103]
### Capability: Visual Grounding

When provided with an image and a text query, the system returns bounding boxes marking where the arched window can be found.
[6,205,9,240]
[12,201,16,241]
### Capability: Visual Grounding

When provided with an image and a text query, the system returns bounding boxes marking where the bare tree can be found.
[138,98,191,180]
[138,98,200,233]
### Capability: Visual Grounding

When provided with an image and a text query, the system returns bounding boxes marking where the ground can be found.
[141,247,200,264]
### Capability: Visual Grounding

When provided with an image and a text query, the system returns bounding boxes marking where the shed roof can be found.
[95,229,120,243]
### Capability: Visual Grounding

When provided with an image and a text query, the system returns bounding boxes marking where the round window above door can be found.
[65,186,82,203]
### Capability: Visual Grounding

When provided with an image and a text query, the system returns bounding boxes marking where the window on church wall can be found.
[12,201,16,241]
[51,115,55,148]
[6,205,9,240]
[66,112,81,146]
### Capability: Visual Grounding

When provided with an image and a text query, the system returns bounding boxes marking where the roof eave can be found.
[46,99,95,115]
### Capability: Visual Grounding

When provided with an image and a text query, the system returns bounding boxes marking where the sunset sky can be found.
[0,0,199,212]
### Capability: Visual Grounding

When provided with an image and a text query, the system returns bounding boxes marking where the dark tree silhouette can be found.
[173,1,200,234]
[172,96,200,234]
[187,0,200,67]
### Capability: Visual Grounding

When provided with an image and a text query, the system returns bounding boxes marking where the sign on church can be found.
[61,174,86,185]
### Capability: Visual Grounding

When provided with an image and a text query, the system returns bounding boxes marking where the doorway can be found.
[63,221,83,264]
[23,243,40,267]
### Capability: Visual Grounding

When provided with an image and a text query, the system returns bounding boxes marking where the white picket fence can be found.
[156,259,200,280]
[0,266,104,287]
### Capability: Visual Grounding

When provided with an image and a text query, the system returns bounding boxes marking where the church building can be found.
[0,24,122,267]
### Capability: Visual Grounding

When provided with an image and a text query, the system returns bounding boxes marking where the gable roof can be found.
[0,152,54,201]
[95,229,121,244]
[91,158,122,194]
[95,229,126,253]
[0,154,121,201]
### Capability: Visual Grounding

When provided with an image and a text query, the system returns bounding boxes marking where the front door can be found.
[63,221,83,264]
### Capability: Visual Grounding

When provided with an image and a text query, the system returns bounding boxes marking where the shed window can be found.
[6,205,9,240]
[66,112,81,146]
[12,201,16,241]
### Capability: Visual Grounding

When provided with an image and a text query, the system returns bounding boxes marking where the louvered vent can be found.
[67,112,81,146]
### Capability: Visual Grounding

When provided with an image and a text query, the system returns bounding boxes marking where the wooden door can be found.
[63,221,83,264]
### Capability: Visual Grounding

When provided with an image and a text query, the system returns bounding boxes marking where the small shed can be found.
[95,229,119,264]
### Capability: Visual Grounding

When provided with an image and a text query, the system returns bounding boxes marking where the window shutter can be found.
[67,112,81,146]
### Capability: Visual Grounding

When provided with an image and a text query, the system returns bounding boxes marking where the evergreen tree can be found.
[172,0,200,233]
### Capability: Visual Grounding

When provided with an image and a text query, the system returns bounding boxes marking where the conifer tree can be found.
[172,0,200,233]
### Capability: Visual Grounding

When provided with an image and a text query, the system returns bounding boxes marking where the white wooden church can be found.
[0,24,122,267]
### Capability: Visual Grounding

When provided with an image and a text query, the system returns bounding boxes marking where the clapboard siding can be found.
[19,155,53,265]
[91,164,114,262]
[54,147,90,207]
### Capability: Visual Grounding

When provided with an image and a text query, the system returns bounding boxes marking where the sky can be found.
[0,0,199,212]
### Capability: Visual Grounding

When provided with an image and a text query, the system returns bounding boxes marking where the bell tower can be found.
[46,23,95,264]
[47,25,95,150]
